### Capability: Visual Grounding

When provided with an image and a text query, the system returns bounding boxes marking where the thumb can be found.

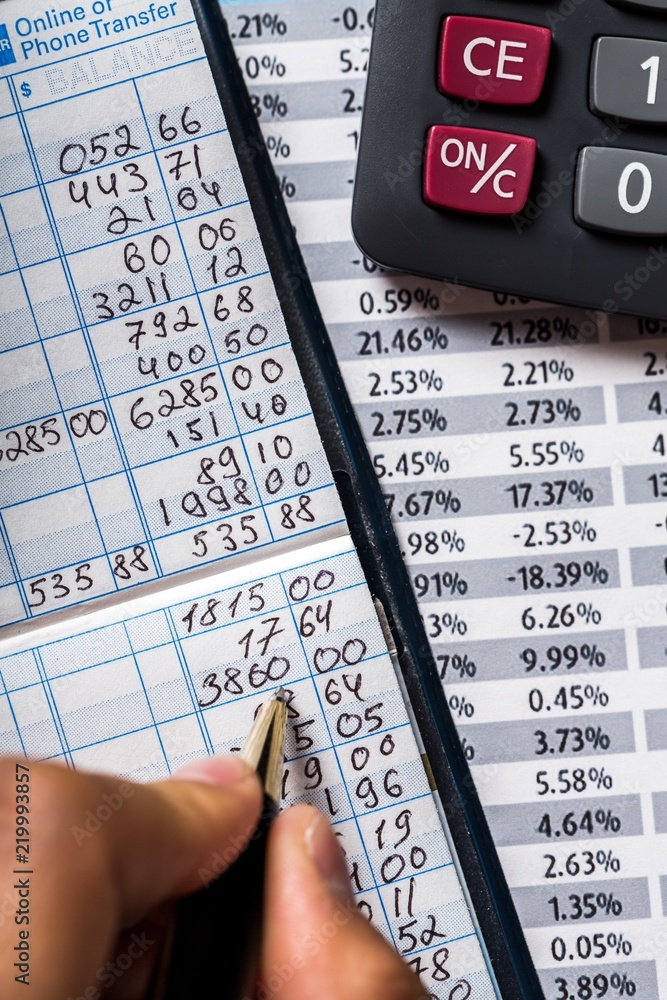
[261,804,425,1000]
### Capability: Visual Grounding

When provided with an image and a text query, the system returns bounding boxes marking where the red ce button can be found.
[439,16,551,105]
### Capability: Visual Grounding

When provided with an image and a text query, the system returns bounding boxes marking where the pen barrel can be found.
[159,795,277,1000]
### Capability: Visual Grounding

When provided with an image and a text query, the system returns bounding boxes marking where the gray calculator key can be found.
[575,146,667,235]
[591,37,667,122]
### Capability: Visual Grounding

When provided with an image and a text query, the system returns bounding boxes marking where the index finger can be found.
[0,757,261,1000]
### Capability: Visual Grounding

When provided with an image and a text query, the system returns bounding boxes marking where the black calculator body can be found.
[352,0,667,321]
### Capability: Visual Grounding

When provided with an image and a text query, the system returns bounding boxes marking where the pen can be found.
[150,689,287,1000]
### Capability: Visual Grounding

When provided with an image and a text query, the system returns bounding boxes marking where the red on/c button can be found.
[440,16,551,105]
[423,126,536,216]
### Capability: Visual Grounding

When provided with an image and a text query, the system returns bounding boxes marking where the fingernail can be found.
[305,810,353,904]
[170,755,252,788]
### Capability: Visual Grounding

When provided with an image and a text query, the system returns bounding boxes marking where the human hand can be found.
[0,758,424,1000]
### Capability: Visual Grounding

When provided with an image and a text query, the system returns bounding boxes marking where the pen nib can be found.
[241,691,287,803]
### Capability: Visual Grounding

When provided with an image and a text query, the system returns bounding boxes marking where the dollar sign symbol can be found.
[20,82,31,99]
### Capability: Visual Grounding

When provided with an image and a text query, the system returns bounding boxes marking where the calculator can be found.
[352,0,667,320]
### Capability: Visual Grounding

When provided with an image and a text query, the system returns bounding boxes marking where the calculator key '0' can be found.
[575,145,667,234]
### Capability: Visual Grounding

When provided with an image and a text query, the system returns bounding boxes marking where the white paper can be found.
[0,3,497,996]
[223,2,667,996]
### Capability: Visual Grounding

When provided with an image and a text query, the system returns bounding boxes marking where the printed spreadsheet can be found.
[221,2,667,998]
[0,2,497,997]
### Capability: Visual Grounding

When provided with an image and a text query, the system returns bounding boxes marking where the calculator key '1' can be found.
[591,36,667,122]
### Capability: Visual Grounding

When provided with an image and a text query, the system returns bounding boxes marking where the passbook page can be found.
[223,2,667,997]
[0,2,498,997]
[0,0,346,629]
[0,535,494,997]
